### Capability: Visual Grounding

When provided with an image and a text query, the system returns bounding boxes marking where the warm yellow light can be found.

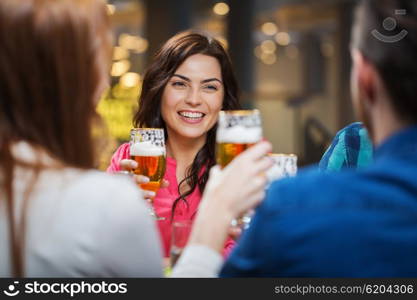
[261,53,277,65]
[120,72,141,88]
[111,60,131,77]
[285,45,299,59]
[260,40,276,54]
[213,2,229,16]
[275,32,291,46]
[106,4,115,15]
[132,37,149,53]
[118,34,135,49]
[113,46,129,61]
[262,22,278,36]
[119,34,148,53]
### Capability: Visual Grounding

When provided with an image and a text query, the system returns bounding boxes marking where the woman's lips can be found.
[177,111,205,124]
[178,113,205,124]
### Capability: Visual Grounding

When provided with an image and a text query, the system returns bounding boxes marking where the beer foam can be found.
[266,155,298,183]
[266,164,284,182]
[216,125,262,143]
[130,141,165,156]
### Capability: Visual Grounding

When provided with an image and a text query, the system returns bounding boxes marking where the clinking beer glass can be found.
[216,110,263,228]
[130,128,166,220]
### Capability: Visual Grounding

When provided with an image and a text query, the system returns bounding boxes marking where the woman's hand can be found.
[119,159,169,201]
[188,141,273,253]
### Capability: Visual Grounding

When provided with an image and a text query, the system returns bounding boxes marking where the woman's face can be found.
[161,54,224,141]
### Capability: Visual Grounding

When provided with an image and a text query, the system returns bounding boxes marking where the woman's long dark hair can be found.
[0,0,111,276]
[133,32,241,219]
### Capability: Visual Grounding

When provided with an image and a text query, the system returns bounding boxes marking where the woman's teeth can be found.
[179,112,204,119]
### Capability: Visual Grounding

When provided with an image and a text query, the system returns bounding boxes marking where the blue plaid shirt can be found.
[319,122,373,171]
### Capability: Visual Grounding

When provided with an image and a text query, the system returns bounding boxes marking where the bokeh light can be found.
[213,2,230,16]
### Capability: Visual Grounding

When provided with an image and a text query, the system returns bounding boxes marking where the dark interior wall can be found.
[227,0,256,108]
[143,0,193,64]
[337,0,356,128]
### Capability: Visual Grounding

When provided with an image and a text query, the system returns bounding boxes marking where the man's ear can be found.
[352,49,377,108]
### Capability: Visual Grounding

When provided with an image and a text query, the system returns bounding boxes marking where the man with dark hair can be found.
[221,0,417,277]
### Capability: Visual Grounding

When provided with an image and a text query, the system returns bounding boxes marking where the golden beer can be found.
[130,128,166,220]
[216,110,262,229]
[216,142,255,168]
[216,110,262,168]
[130,155,166,193]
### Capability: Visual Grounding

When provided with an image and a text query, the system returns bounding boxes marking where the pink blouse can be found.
[107,143,235,257]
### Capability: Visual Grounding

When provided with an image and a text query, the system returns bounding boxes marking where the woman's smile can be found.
[161,54,224,140]
[177,110,206,124]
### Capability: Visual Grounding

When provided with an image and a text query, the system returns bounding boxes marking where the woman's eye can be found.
[172,81,186,87]
[204,85,218,91]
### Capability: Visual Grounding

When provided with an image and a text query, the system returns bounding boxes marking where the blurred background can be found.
[97,0,358,169]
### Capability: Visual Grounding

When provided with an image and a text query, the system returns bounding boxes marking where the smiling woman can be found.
[162,54,224,140]
[107,32,241,258]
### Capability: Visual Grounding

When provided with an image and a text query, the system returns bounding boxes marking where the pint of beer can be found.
[129,128,166,220]
[216,110,263,230]
[130,141,166,192]
[216,110,263,168]
[130,128,166,192]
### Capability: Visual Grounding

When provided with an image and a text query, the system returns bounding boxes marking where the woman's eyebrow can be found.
[172,74,191,82]
[172,74,222,84]
[201,78,222,84]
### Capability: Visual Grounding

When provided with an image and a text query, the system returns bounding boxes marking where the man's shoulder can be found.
[260,167,368,215]
[257,158,417,221]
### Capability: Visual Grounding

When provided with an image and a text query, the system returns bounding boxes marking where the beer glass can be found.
[216,110,263,229]
[266,153,298,186]
[216,110,262,167]
[170,220,192,268]
[130,128,166,220]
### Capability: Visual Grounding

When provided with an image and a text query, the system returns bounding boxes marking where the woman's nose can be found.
[184,89,202,106]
